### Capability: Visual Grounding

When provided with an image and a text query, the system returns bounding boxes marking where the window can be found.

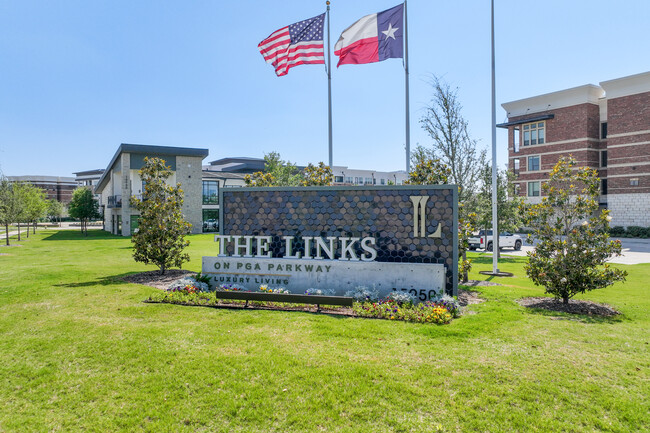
[523,122,545,146]
[345,176,353,184]
[601,151,607,168]
[364,177,372,185]
[202,209,219,233]
[601,179,608,195]
[528,181,540,197]
[514,184,521,196]
[528,155,540,171]
[630,178,639,186]
[513,127,520,153]
[601,122,608,139]
[354,177,362,185]
[334,176,343,183]
[380,178,385,185]
[513,159,520,175]
[202,180,219,204]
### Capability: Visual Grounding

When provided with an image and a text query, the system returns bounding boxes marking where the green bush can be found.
[609,226,626,237]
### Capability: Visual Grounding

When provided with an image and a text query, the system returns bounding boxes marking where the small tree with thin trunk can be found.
[68,187,100,236]
[131,157,190,275]
[47,199,64,225]
[23,184,48,235]
[0,176,21,246]
[420,75,487,202]
[524,157,627,304]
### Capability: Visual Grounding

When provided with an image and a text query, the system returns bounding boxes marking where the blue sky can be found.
[1,0,649,177]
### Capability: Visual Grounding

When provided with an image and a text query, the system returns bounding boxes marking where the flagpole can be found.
[326,1,333,168]
[491,0,499,273]
[404,0,410,173]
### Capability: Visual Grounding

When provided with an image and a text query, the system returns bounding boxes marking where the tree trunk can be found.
[26,222,29,238]
[17,222,21,241]
[4,223,8,246]
[563,297,569,305]
[33,221,36,234]
[462,249,468,283]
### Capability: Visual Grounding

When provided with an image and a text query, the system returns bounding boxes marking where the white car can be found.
[468,230,523,251]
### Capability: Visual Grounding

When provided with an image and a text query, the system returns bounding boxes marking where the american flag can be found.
[258,13,325,77]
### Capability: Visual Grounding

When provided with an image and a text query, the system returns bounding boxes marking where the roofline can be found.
[496,114,555,128]
[96,144,209,193]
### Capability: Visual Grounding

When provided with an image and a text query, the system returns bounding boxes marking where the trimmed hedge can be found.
[609,225,650,238]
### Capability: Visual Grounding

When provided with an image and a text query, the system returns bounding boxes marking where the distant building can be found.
[498,71,650,227]
[95,144,209,236]
[7,175,77,204]
[73,169,105,190]
[331,166,407,186]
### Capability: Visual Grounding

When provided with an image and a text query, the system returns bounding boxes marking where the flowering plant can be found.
[259,285,289,294]
[345,286,379,302]
[167,276,209,293]
[304,288,334,296]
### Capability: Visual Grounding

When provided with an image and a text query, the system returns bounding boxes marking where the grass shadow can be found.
[519,304,624,324]
[43,230,122,241]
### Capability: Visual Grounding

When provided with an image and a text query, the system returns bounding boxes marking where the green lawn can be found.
[0,230,648,432]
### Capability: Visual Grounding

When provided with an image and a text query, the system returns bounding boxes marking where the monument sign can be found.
[202,186,458,300]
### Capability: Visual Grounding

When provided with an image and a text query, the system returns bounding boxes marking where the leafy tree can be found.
[469,163,525,248]
[47,199,64,225]
[244,171,276,187]
[404,146,451,185]
[0,176,21,246]
[22,184,48,235]
[301,162,333,186]
[68,187,100,236]
[420,75,487,201]
[131,157,191,275]
[245,152,301,187]
[524,157,627,304]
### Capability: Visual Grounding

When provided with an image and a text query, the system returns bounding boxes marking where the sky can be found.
[1,0,649,177]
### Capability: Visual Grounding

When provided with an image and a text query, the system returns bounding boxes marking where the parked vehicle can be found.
[468,230,523,251]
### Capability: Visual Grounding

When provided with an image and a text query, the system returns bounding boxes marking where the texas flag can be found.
[334,3,404,67]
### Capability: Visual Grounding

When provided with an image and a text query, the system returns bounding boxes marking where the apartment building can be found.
[498,71,650,227]
[7,175,77,204]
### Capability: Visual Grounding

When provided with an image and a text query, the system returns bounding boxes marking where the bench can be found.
[213,291,354,313]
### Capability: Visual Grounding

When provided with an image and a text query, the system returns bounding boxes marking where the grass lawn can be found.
[0,230,648,432]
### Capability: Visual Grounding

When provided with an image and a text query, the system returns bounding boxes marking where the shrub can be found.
[609,226,626,237]
[524,157,627,304]
[627,226,648,238]
[387,291,416,305]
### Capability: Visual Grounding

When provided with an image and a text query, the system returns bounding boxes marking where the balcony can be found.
[107,195,122,208]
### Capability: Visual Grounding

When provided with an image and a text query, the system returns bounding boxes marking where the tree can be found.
[469,163,525,247]
[420,75,487,201]
[68,187,100,236]
[245,152,301,187]
[22,184,48,235]
[0,176,21,246]
[524,157,627,304]
[131,157,191,275]
[301,162,333,186]
[47,199,64,225]
[404,146,451,185]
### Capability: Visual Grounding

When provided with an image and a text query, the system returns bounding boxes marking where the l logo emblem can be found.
[410,196,442,238]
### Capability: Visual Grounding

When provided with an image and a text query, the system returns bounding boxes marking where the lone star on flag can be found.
[382,23,398,40]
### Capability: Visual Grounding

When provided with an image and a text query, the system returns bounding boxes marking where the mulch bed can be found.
[517,297,620,317]
[122,269,194,290]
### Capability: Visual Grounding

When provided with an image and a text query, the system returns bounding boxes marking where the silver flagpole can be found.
[491,0,499,273]
[326,1,333,167]
[404,0,410,173]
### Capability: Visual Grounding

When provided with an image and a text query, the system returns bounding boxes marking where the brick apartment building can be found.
[498,71,650,227]
[7,175,77,204]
